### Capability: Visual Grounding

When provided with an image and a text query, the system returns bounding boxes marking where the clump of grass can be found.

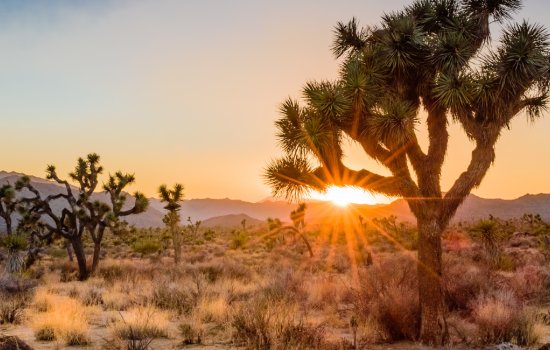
[194,296,229,324]
[131,238,161,255]
[472,291,540,346]
[232,296,326,349]
[151,282,192,314]
[110,306,171,340]
[352,254,419,341]
[0,292,28,324]
[82,285,104,306]
[31,296,93,345]
[103,290,131,311]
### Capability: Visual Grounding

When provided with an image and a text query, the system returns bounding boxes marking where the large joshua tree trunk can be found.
[417,217,448,344]
[71,237,89,281]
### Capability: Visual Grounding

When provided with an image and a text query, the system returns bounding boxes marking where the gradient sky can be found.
[0,0,549,201]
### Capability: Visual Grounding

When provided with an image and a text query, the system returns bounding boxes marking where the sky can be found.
[0,0,549,202]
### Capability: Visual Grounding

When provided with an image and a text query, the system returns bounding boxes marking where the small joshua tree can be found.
[0,184,17,235]
[265,203,313,257]
[158,183,184,264]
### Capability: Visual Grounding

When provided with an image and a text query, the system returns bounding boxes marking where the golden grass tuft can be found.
[109,306,171,340]
[30,295,96,345]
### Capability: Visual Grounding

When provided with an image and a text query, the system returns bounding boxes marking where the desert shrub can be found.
[0,293,28,324]
[151,282,192,314]
[82,285,104,306]
[0,336,34,350]
[103,290,131,311]
[203,229,216,241]
[509,265,550,301]
[262,269,307,304]
[194,296,229,324]
[468,219,506,267]
[472,291,539,346]
[131,238,161,255]
[352,254,419,341]
[179,322,202,344]
[31,296,92,345]
[232,297,326,349]
[110,306,170,340]
[0,273,37,294]
[230,230,249,249]
[98,264,126,283]
[444,257,492,311]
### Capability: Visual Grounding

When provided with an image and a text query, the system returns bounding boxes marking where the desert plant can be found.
[110,307,170,340]
[131,238,161,256]
[0,293,28,324]
[468,219,504,266]
[264,0,550,344]
[158,183,184,264]
[472,291,539,346]
[16,154,148,280]
[0,184,17,235]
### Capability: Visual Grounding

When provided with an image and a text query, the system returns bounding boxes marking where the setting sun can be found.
[309,186,394,207]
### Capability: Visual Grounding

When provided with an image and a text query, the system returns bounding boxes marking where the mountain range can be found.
[1,170,549,230]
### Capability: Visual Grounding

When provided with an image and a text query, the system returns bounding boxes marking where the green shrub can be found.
[230,230,248,249]
[131,239,161,255]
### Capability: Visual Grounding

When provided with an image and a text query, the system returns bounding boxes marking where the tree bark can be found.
[65,239,74,262]
[71,237,88,281]
[173,227,181,264]
[90,227,105,274]
[417,217,448,345]
[91,242,101,274]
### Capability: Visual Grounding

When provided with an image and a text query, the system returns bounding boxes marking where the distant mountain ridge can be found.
[1,171,549,230]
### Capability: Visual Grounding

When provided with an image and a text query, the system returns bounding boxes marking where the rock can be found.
[509,231,537,248]
[538,344,550,350]
[0,336,34,350]
[492,342,523,350]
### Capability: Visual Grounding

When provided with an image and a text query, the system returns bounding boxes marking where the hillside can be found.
[1,171,550,230]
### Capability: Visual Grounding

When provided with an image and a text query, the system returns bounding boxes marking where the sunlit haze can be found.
[310,186,394,207]
[0,0,549,201]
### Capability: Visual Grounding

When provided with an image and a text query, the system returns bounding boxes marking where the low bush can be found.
[131,238,161,255]
[472,291,539,346]
[352,254,419,341]
[110,306,170,340]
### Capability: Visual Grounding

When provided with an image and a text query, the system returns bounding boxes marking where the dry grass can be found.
[30,295,96,345]
[109,306,172,340]
[472,291,540,346]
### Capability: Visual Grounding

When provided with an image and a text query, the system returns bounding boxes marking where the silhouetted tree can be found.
[0,184,17,235]
[159,183,184,264]
[264,0,549,344]
[265,204,313,257]
[17,154,148,280]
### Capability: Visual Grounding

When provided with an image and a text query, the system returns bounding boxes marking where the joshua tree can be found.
[0,184,17,235]
[265,204,314,257]
[17,154,148,280]
[264,0,550,344]
[90,172,148,272]
[158,183,184,264]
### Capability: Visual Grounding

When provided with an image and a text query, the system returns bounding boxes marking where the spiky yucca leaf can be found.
[463,0,522,23]
[377,13,429,74]
[332,17,367,58]
[433,73,475,111]
[367,99,418,146]
[275,98,307,155]
[264,156,316,203]
[432,31,476,73]
[406,0,458,33]
[496,21,549,94]
[303,81,350,121]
